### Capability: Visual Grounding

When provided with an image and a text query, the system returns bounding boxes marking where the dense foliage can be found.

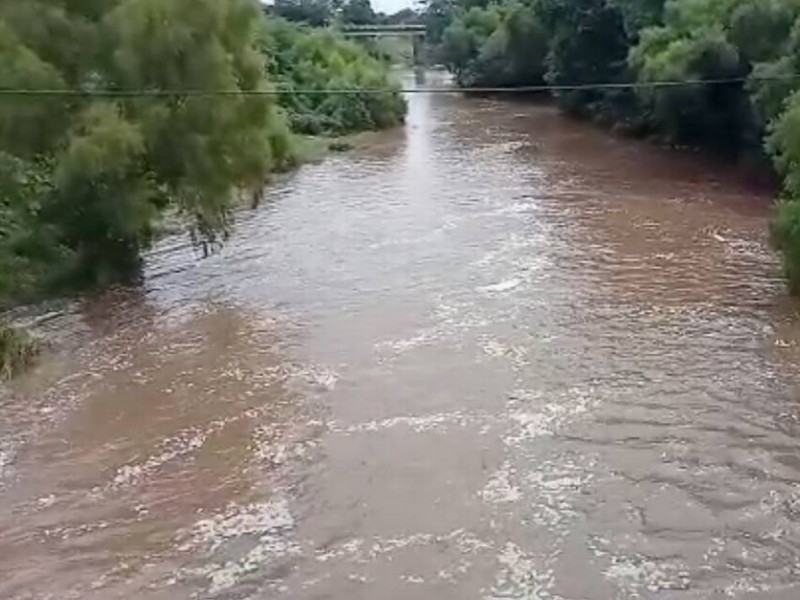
[0,0,294,299]
[424,0,800,291]
[0,0,404,310]
[440,2,548,87]
[262,19,406,135]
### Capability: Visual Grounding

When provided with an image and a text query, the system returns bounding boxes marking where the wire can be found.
[0,74,798,97]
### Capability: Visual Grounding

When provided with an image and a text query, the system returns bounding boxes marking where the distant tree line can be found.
[420,0,800,292]
[269,0,423,26]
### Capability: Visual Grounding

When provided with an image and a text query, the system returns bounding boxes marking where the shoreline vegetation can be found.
[0,0,406,379]
[423,0,800,292]
[9,0,800,377]
[0,320,39,382]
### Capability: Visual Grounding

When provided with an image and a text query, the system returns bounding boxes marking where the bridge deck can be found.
[340,24,426,35]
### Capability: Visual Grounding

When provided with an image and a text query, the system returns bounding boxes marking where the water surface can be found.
[3,71,800,599]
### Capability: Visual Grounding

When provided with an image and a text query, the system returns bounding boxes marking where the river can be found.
[3,70,800,599]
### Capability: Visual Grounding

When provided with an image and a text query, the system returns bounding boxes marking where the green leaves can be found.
[632,26,751,147]
[0,20,69,157]
[769,91,800,197]
[771,188,800,292]
[0,153,62,302]
[628,0,800,149]
[0,2,407,305]
[544,0,631,116]
[611,0,666,35]
[47,103,155,283]
[0,0,297,299]
[0,320,40,381]
[729,0,800,63]
[440,3,549,87]
[262,19,405,135]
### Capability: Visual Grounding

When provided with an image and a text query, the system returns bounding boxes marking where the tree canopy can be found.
[269,0,383,26]
[261,18,406,135]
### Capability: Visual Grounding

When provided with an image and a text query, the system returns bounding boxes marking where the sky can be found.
[373,0,416,13]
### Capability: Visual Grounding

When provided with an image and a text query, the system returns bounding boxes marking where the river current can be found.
[3,71,800,599]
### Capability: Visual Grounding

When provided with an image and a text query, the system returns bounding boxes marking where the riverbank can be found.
[470,90,780,194]
[429,0,800,291]
[3,74,798,599]
[0,4,406,351]
[0,125,398,380]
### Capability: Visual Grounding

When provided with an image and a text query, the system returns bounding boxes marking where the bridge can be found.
[339,24,427,65]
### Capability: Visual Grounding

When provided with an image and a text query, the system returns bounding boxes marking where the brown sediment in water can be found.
[2,70,800,599]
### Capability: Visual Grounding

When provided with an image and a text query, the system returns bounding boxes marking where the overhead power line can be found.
[0,74,798,97]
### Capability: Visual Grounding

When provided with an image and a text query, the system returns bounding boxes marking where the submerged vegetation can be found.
[0,321,39,381]
[422,0,800,290]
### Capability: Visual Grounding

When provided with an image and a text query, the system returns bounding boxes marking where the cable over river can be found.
[4,71,800,599]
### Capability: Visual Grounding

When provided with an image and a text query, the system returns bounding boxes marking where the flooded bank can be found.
[3,71,800,599]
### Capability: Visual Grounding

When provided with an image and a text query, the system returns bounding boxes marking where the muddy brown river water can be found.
[4,71,800,599]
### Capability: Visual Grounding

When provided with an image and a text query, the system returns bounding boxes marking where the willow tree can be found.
[0,0,294,293]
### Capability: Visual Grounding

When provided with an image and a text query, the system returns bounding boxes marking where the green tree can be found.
[746,3,800,126]
[0,19,70,158]
[271,0,333,26]
[728,0,800,64]
[384,8,420,24]
[769,90,800,291]
[538,0,631,116]
[0,153,64,302]
[261,19,406,134]
[440,3,548,87]
[0,0,295,293]
[340,0,377,24]
[612,0,666,35]
[630,26,752,149]
[104,0,295,245]
[440,6,502,83]
[420,0,457,44]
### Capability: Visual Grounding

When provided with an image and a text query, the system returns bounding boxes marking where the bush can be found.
[0,151,79,304]
[767,90,800,291]
[261,19,406,135]
[0,321,40,381]
[772,199,800,293]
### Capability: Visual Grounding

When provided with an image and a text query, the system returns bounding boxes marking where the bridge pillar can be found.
[412,35,425,66]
